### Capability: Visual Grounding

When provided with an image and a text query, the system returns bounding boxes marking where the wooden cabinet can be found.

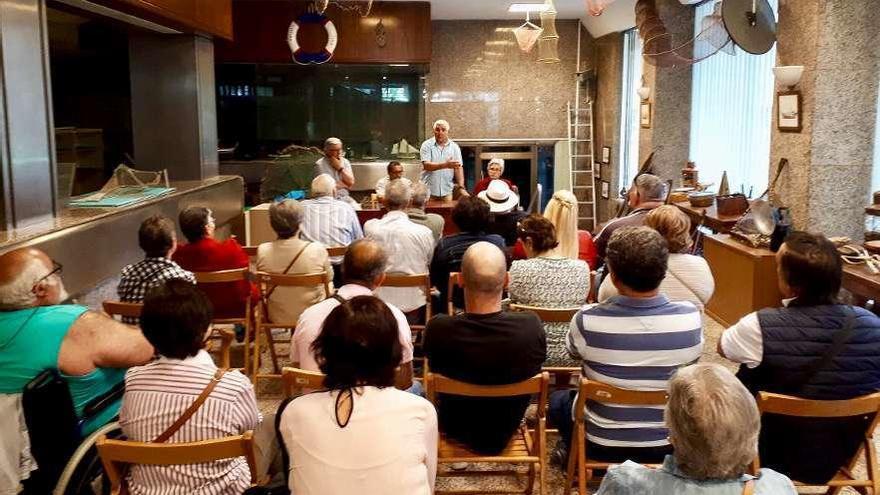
[85,0,233,39]
[703,234,783,327]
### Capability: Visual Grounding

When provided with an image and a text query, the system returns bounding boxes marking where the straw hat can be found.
[478,180,520,213]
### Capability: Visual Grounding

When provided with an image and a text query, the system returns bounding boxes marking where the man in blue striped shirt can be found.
[299,174,364,272]
[549,226,703,465]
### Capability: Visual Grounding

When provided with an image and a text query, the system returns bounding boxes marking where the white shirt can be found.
[598,253,716,311]
[279,386,438,495]
[291,284,415,371]
[314,156,353,198]
[720,298,796,369]
[375,176,412,198]
[364,211,434,312]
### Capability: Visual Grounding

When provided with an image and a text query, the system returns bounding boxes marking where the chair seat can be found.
[438,426,537,463]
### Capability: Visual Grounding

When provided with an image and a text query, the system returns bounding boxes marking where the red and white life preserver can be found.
[287,12,338,65]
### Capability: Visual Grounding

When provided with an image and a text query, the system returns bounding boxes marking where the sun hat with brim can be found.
[477,179,520,213]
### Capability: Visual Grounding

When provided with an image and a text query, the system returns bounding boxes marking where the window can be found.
[619,29,642,188]
[689,0,777,195]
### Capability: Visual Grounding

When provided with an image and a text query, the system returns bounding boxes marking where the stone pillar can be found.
[0,0,57,229]
[771,0,880,240]
[129,34,219,180]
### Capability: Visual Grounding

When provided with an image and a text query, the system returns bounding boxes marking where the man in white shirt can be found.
[364,180,434,317]
[291,239,414,390]
[299,174,364,276]
[313,137,355,201]
[374,161,412,200]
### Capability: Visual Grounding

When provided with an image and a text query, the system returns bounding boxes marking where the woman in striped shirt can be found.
[119,280,261,495]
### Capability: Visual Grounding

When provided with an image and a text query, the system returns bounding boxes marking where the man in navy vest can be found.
[718,231,880,484]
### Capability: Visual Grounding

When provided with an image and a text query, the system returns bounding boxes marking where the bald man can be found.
[0,249,154,433]
[423,242,546,455]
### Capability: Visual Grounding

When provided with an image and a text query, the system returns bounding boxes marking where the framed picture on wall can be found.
[601,180,610,199]
[777,91,802,132]
[594,162,602,179]
[601,146,611,164]
[640,101,652,128]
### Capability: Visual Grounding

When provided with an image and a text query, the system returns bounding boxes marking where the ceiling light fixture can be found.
[508,3,551,13]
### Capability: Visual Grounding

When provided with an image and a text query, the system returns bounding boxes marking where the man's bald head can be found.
[342,239,388,289]
[0,248,63,310]
[461,242,507,295]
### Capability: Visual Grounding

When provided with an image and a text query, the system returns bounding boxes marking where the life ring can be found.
[288,12,337,65]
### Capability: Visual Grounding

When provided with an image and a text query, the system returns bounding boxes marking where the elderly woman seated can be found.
[473,158,518,196]
[595,363,796,495]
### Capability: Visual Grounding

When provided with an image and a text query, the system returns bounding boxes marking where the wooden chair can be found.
[325,246,347,258]
[193,268,253,373]
[383,273,431,362]
[253,271,331,388]
[101,299,234,369]
[96,431,258,495]
[447,271,462,315]
[752,391,880,494]
[425,371,550,495]
[509,304,579,323]
[281,366,326,397]
[566,379,669,495]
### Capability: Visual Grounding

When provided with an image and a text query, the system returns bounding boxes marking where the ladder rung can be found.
[571,170,593,172]
[572,139,591,142]
[573,185,593,189]
[571,154,593,157]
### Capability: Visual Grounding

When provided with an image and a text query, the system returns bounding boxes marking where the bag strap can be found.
[152,368,228,443]
[264,242,312,301]
[742,479,755,495]
[784,306,858,389]
[330,292,346,305]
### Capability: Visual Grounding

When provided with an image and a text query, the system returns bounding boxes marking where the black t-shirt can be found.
[424,311,546,454]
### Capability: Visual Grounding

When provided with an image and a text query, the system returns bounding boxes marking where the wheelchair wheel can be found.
[54,422,121,495]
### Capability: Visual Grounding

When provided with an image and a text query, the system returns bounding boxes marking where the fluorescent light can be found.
[388,64,411,67]
[485,40,514,46]
[483,51,504,57]
[495,27,516,33]
[508,3,551,13]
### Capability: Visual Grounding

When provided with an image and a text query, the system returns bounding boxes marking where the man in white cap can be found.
[420,120,468,201]
[478,180,525,246]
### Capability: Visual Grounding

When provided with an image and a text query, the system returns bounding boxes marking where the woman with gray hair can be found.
[256,199,333,323]
[596,363,796,494]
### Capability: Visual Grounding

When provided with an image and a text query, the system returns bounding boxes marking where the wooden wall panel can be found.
[216,1,431,64]
[83,0,233,39]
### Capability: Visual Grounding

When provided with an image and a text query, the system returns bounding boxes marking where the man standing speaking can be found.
[420,120,468,201]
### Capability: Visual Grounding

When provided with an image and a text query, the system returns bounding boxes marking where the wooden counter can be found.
[673,201,742,233]
[842,263,880,305]
[703,234,782,327]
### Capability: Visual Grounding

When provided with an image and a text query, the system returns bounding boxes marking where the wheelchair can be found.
[20,369,124,495]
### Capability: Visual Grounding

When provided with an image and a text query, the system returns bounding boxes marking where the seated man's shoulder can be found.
[598,461,656,494]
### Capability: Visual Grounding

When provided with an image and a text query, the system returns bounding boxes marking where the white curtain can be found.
[619,29,642,189]
[689,0,777,196]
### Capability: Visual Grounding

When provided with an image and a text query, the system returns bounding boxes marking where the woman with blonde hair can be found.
[598,205,714,310]
[512,190,597,270]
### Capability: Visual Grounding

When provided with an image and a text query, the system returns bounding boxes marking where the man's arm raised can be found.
[58,311,154,376]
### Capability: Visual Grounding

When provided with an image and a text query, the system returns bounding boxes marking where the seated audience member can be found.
[279,296,437,495]
[407,181,445,243]
[424,242,546,454]
[478,179,524,246]
[173,206,257,319]
[256,200,333,323]
[550,227,702,464]
[512,190,598,268]
[593,173,666,265]
[431,196,506,310]
[299,174,364,285]
[313,137,355,202]
[599,205,714,310]
[473,158,517,196]
[365,179,434,318]
[719,231,880,483]
[0,249,154,435]
[374,161,412,199]
[120,280,260,495]
[509,215,589,366]
[117,214,195,323]
[596,364,796,495]
[292,239,414,390]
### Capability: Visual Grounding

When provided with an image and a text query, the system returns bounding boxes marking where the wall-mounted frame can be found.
[601,180,610,199]
[601,146,611,164]
[777,91,802,132]
[640,101,652,128]
[594,162,602,180]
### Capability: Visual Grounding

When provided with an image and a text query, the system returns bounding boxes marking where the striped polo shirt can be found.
[566,294,702,448]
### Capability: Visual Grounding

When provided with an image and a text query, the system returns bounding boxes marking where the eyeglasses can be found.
[33,260,63,287]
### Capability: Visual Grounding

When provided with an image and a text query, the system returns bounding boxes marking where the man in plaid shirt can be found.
[117,215,195,323]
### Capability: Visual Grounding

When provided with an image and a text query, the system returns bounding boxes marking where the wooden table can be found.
[673,201,742,233]
[357,199,459,236]
[842,263,880,305]
[703,234,782,327]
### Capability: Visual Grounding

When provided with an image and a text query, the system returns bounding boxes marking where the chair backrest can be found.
[326,246,347,258]
[102,301,144,319]
[255,271,331,294]
[756,391,880,419]
[425,372,550,417]
[242,246,258,258]
[281,367,326,397]
[193,267,250,284]
[574,379,669,421]
[383,273,432,323]
[510,304,579,323]
[96,432,258,493]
